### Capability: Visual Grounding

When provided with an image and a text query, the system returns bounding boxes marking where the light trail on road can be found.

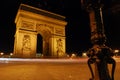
[0,57,119,63]
[0,58,88,63]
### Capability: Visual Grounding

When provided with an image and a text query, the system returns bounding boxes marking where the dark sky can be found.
[0,0,120,54]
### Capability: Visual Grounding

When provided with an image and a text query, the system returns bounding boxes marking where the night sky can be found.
[0,0,120,54]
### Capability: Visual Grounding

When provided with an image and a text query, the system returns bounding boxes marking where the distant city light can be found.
[67,54,70,57]
[71,53,76,58]
[82,52,87,57]
[10,53,13,56]
[114,49,119,53]
[0,52,4,55]
[114,49,119,56]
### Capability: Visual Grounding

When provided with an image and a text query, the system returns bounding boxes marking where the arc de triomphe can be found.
[13,4,67,58]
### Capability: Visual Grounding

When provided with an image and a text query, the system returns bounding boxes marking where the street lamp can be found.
[81,0,116,80]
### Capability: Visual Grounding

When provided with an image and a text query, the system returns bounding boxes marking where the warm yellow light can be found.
[0,52,4,55]
[82,52,87,57]
[71,53,76,58]
[114,50,119,53]
[10,53,13,56]
[67,54,70,57]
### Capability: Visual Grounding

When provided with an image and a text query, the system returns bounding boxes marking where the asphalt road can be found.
[0,58,119,80]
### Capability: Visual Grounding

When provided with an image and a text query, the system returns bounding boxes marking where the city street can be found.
[0,58,119,80]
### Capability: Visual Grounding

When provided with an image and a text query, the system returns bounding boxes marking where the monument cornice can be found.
[15,4,67,27]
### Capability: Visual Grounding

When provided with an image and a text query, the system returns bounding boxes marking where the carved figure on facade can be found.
[56,39,64,56]
[22,35,31,55]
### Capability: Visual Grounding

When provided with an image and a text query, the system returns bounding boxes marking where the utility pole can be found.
[81,0,116,80]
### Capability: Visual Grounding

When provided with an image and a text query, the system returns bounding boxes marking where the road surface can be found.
[0,58,119,80]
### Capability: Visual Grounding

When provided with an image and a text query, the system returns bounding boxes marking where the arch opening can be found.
[37,29,52,57]
[37,34,42,54]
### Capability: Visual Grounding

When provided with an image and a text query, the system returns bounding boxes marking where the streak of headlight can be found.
[0,58,88,63]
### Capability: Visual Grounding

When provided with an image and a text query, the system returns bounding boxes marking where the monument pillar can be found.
[50,35,66,58]
[14,29,37,58]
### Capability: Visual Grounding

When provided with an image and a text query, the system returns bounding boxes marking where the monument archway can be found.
[14,4,67,58]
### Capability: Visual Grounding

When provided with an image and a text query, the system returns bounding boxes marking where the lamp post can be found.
[81,0,116,80]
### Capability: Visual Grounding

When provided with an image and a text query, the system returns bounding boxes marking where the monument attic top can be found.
[18,4,66,21]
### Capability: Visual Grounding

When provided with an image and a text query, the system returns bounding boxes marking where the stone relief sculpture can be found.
[21,20,34,30]
[22,35,31,55]
[36,23,54,33]
[56,39,64,56]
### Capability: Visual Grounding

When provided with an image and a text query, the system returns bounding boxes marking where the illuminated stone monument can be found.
[14,4,67,58]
